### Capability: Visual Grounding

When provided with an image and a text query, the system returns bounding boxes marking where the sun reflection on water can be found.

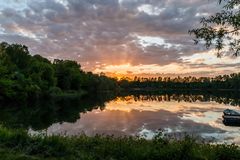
[38,95,240,144]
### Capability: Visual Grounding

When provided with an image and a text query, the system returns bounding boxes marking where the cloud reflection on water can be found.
[45,96,240,144]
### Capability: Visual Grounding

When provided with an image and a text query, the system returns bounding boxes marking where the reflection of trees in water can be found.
[0,93,116,130]
[119,91,240,106]
[132,94,205,102]
[0,91,239,131]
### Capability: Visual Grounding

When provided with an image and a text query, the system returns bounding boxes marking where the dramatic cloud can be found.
[0,0,239,76]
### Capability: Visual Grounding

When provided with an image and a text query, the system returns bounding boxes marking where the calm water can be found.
[25,93,240,144]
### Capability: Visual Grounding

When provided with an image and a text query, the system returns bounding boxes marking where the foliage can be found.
[189,0,240,56]
[0,42,118,101]
[0,126,239,160]
[118,74,240,91]
[1,42,240,103]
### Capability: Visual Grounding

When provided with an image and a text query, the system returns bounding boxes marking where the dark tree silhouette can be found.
[189,0,240,56]
[0,42,118,102]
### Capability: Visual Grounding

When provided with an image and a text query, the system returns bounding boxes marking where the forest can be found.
[0,42,118,102]
[1,42,240,102]
[118,74,240,91]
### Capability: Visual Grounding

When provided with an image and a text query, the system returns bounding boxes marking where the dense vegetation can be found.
[1,42,240,159]
[1,42,240,103]
[119,74,240,91]
[0,126,239,160]
[0,42,118,102]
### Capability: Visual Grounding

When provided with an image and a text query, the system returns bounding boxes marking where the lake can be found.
[19,91,239,144]
[0,91,240,144]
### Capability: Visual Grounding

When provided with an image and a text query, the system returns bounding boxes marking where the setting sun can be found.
[1,0,240,159]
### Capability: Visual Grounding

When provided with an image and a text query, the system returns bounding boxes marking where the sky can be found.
[0,0,239,78]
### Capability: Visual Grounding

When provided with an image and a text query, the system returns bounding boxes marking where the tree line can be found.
[118,74,240,90]
[1,42,240,102]
[0,42,118,101]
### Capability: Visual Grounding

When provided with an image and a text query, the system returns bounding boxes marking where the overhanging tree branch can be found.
[189,0,240,56]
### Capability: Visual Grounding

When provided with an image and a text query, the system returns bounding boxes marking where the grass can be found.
[0,127,240,160]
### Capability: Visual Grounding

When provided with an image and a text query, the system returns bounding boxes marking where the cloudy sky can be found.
[0,0,239,77]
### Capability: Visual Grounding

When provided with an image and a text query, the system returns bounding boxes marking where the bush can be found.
[0,127,240,160]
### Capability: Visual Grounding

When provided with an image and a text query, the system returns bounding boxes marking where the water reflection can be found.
[0,93,116,130]
[0,91,240,144]
[120,91,240,106]
[43,93,240,144]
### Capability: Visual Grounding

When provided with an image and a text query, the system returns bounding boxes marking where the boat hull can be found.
[223,115,240,126]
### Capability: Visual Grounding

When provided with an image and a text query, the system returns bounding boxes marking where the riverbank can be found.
[0,127,239,160]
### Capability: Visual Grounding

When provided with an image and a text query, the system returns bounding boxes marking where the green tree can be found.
[54,59,82,90]
[189,0,240,56]
[0,42,31,70]
[28,61,56,90]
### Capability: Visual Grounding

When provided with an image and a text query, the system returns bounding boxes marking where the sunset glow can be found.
[0,0,239,77]
[1,0,240,157]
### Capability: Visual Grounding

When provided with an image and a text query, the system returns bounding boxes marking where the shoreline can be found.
[1,127,240,160]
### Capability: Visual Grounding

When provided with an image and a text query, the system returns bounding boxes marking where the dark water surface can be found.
[1,91,240,144]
